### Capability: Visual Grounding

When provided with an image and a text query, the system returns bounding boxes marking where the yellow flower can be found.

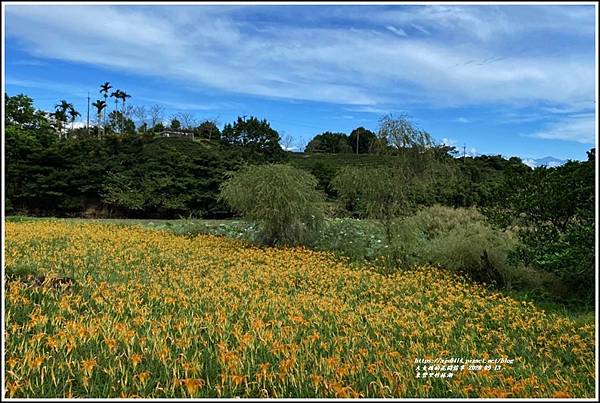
[231,374,245,388]
[104,338,116,351]
[30,356,45,369]
[181,378,204,396]
[130,353,143,368]
[135,371,152,385]
[81,358,96,375]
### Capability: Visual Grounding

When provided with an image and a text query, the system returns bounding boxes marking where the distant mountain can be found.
[522,156,566,168]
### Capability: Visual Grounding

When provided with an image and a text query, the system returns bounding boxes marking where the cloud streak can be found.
[531,114,596,144]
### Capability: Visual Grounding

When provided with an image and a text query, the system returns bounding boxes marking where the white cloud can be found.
[385,25,407,37]
[441,137,457,146]
[466,147,478,157]
[4,5,595,112]
[411,23,430,35]
[531,114,596,144]
[454,117,470,123]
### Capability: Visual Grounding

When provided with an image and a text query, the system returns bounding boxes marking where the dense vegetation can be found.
[5,92,532,217]
[220,164,325,246]
[4,92,596,305]
[5,93,285,218]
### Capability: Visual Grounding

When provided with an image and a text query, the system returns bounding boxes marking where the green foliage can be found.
[331,150,452,216]
[488,156,595,301]
[196,120,221,140]
[315,218,385,261]
[391,206,517,287]
[332,165,408,221]
[288,151,532,210]
[349,127,377,154]
[5,128,241,218]
[100,137,240,217]
[153,122,165,132]
[219,164,325,246]
[308,161,338,198]
[221,116,286,163]
[5,93,52,130]
[377,114,433,153]
[107,110,136,135]
[305,131,352,154]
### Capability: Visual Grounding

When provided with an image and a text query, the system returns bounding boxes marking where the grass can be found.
[4,220,596,398]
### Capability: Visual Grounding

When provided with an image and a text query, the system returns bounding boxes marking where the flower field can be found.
[4,221,596,398]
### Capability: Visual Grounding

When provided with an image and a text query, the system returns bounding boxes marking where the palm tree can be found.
[92,100,106,138]
[50,110,67,137]
[110,90,122,133]
[119,91,131,134]
[53,100,72,138]
[100,82,112,135]
[68,106,81,133]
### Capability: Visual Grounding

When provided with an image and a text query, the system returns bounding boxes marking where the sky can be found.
[3,2,597,161]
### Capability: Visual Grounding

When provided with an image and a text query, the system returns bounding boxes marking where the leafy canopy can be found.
[220,164,325,245]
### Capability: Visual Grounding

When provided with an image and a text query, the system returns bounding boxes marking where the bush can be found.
[388,205,517,287]
[219,164,325,246]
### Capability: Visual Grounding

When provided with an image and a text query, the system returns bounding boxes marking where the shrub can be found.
[388,205,517,287]
[219,164,325,246]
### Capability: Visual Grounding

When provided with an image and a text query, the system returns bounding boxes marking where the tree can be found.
[304,132,352,154]
[220,164,325,245]
[5,93,50,130]
[107,110,135,135]
[101,137,241,217]
[176,111,196,136]
[349,127,377,154]
[149,104,165,134]
[110,90,122,133]
[169,118,181,130]
[196,120,221,140]
[221,116,285,162]
[153,122,165,133]
[332,114,451,262]
[100,82,112,135]
[378,114,433,153]
[119,91,132,134]
[132,105,147,133]
[488,156,595,302]
[332,166,408,245]
[92,100,107,138]
[52,100,72,138]
[67,106,81,132]
[281,132,295,151]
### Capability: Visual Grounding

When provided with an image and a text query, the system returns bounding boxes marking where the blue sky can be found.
[4,3,597,161]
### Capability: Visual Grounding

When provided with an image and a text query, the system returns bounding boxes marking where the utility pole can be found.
[87,92,90,136]
[463,144,466,163]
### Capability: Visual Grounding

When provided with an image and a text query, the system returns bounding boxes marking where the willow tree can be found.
[220,164,325,246]
[332,114,454,264]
